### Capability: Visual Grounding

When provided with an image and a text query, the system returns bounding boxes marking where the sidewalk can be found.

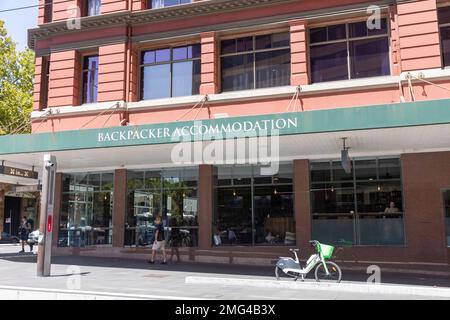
[0,245,449,300]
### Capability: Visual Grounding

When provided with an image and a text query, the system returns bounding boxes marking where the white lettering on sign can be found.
[97,118,299,144]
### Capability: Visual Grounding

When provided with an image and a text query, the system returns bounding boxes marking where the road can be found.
[0,244,449,300]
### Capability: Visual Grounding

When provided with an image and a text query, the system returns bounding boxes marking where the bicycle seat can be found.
[289,249,300,252]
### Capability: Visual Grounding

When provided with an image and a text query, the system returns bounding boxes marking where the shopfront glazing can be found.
[213,163,295,246]
[310,157,405,246]
[59,172,114,247]
[125,167,199,248]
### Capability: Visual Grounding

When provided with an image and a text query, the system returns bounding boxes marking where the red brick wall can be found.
[293,159,312,251]
[113,169,127,248]
[199,165,214,249]
[132,0,147,11]
[101,0,129,14]
[401,152,450,263]
[397,0,441,71]
[199,32,218,95]
[290,20,308,86]
[33,57,44,111]
[38,0,46,24]
[48,50,81,108]
[98,43,127,102]
[52,0,81,22]
[129,45,139,102]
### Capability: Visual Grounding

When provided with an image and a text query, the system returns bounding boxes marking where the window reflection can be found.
[150,0,192,9]
[59,172,114,247]
[443,191,450,246]
[309,19,390,83]
[311,158,405,246]
[140,45,201,100]
[125,168,199,248]
[220,33,291,92]
[213,163,295,246]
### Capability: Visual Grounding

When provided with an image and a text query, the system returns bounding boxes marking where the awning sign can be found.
[0,166,38,179]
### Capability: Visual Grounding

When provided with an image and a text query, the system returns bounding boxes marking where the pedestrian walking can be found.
[18,216,31,253]
[148,215,167,264]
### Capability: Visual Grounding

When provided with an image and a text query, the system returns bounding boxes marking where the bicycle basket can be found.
[319,243,334,259]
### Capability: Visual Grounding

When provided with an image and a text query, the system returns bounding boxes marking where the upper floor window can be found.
[82,55,99,104]
[149,0,192,9]
[43,0,53,23]
[309,19,390,83]
[40,57,51,109]
[438,6,450,67]
[140,45,201,100]
[220,32,291,92]
[85,0,101,16]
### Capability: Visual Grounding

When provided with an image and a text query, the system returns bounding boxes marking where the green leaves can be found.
[0,20,35,135]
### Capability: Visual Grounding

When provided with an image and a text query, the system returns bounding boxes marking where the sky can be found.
[0,0,38,51]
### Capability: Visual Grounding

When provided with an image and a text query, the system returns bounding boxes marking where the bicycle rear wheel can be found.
[275,266,299,281]
[314,261,342,283]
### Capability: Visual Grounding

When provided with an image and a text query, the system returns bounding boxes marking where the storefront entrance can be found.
[3,197,21,236]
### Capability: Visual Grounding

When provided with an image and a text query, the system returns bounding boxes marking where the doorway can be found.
[4,197,21,236]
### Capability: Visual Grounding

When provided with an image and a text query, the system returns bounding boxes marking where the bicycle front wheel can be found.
[314,261,342,283]
[275,266,299,281]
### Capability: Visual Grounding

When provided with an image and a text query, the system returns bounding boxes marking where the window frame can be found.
[149,0,192,9]
[84,0,102,17]
[40,57,51,109]
[442,189,450,248]
[214,163,294,247]
[139,44,201,101]
[438,6,450,68]
[219,32,291,92]
[43,0,53,23]
[307,17,392,84]
[310,156,406,247]
[81,54,99,105]
[59,171,115,248]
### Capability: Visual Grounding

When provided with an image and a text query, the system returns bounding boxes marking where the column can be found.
[293,159,311,251]
[397,0,441,71]
[290,20,308,86]
[98,43,127,103]
[48,50,80,108]
[401,152,450,263]
[198,165,214,249]
[112,169,127,248]
[200,32,219,95]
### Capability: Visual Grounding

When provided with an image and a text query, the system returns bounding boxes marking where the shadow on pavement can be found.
[2,253,450,288]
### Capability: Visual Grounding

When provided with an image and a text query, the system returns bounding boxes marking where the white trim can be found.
[30,68,450,120]
[400,68,450,81]
[31,101,125,119]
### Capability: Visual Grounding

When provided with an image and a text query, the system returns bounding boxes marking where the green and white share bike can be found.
[275,240,342,282]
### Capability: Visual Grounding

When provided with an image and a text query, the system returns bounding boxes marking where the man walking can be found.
[148,215,167,264]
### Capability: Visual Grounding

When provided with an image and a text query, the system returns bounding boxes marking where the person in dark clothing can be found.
[27,217,35,252]
[18,216,31,253]
[148,215,167,264]
[169,218,181,263]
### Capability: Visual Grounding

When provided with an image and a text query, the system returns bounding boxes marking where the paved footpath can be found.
[0,244,449,300]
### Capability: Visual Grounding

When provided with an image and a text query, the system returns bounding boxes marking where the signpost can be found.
[37,155,56,277]
[0,165,38,179]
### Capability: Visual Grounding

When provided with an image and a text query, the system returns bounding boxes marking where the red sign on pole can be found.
[47,214,52,233]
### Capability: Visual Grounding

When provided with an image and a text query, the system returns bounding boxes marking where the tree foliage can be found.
[0,20,35,135]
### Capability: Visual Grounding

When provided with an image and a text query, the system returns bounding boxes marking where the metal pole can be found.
[37,154,56,277]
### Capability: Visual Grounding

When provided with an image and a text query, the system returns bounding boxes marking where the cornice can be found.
[28,0,296,49]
